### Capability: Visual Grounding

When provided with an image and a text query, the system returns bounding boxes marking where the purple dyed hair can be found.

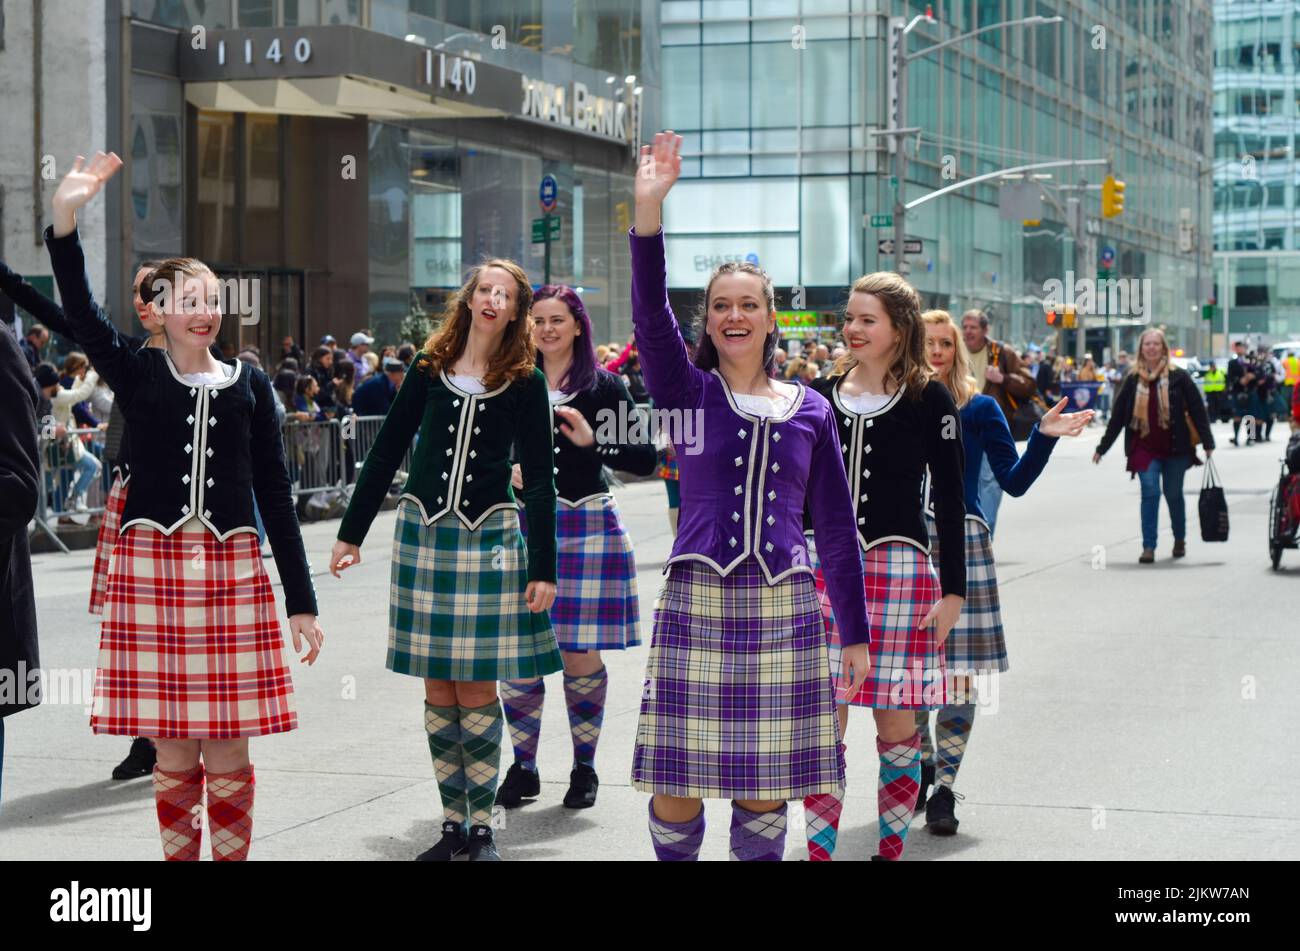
[533,284,598,394]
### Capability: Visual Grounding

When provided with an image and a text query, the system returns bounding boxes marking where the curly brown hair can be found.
[831,271,931,399]
[418,259,536,389]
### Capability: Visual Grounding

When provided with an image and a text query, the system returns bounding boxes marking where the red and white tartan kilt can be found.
[91,522,298,739]
[813,541,947,711]
[88,472,129,615]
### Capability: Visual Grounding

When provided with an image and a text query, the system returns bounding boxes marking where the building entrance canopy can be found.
[175,25,517,120]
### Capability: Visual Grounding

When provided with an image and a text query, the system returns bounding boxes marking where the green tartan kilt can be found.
[387,498,562,682]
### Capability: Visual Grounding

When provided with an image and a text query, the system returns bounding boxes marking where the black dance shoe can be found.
[111,737,156,780]
[415,821,468,861]
[466,824,502,861]
[925,785,962,836]
[495,762,541,808]
[562,763,600,809]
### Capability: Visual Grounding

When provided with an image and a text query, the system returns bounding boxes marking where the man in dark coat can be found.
[0,319,42,804]
[351,357,406,416]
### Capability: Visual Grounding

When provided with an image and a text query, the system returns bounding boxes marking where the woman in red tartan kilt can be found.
[46,152,324,861]
[802,272,968,862]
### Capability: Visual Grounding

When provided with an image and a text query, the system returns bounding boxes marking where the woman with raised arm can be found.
[799,274,967,862]
[629,132,870,862]
[329,261,560,863]
[913,309,1092,835]
[44,152,324,861]
[495,284,657,811]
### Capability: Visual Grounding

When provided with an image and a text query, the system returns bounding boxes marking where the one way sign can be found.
[878,238,923,255]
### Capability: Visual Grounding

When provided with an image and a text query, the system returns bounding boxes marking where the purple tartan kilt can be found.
[519,495,641,651]
[630,557,845,801]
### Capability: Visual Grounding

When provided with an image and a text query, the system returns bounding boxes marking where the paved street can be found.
[2,420,1298,861]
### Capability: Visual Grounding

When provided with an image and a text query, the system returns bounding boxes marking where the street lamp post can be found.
[883,11,1064,275]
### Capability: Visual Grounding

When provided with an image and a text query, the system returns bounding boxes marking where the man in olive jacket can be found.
[0,317,42,806]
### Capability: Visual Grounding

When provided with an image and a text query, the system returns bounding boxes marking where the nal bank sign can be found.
[520,77,635,144]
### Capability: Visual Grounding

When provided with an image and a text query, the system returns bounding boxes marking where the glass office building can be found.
[659,0,1213,356]
[7,0,659,355]
[1213,0,1300,341]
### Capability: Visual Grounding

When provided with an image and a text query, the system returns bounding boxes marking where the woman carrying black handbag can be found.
[1093,328,1215,563]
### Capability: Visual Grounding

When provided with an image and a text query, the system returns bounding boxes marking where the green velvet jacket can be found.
[337,357,557,583]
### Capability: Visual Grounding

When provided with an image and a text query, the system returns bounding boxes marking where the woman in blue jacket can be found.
[917,310,1092,835]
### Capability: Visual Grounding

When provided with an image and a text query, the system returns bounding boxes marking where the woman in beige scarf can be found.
[1093,329,1215,562]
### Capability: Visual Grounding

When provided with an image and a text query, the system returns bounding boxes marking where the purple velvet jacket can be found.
[630,229,871,646]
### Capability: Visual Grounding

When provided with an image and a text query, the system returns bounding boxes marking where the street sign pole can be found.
[544,214,551,286]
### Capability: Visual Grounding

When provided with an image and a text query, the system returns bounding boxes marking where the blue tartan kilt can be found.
[518,494,641,652]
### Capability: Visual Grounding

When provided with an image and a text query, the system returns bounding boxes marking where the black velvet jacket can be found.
[45,227,318,617]
[807,376,967,599]
[551,369,657,503]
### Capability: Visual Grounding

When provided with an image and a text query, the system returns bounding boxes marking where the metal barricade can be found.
[34,425,109,553]
[344,415,410,495]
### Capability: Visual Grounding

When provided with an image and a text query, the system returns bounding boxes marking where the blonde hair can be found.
[832,272,930,399]
[1136,327,1171,369]
[921,309,979,408]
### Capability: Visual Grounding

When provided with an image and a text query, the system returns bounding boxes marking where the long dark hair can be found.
[532,284,598,394]
[692,261,779,375]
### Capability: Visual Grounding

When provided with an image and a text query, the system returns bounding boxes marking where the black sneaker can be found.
[562,763,599,809]
[466,824,501,861]
[914,761,935,813]
[925,785,963,836]
[495,762,540,808]
[111,737,156,780]
[415,821,468,861]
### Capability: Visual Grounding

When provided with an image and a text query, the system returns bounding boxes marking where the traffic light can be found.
[1102,174,1126,218]
[1045,310,1057,326]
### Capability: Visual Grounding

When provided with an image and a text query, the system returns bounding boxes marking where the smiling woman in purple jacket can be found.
[629,132,871,862]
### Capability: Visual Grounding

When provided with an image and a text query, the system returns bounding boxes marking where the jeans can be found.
[70,452,101,502]
[1137,456,1189,551]
[977,455,1003,538]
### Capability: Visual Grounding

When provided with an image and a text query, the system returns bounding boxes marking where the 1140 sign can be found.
[217,36,313,65]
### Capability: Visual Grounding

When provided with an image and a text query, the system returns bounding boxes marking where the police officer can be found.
[1202,361,1227,423]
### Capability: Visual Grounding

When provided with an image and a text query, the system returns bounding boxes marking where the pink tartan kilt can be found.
[88,472,129,615]
[813,541,947,710]
[92,523,298,739]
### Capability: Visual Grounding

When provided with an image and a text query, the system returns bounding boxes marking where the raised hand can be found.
[633,131,682,235]
[51,152,123,237]
[1039,397,1094,438]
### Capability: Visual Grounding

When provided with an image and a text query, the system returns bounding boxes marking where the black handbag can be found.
[1198,458,1230,542]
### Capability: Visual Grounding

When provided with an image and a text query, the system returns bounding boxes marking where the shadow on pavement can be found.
[0,776,154,829]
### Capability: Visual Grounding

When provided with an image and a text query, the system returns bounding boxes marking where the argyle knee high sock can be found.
[499,679,545,771]
[803,741,846,862]
[153,764,204,862]
[730,802,788,861]
[563,667,607,768]
[876,733,922,861]
[207,765,255,861]
[425,702,467,825]
[915,710,934,765]
[648,797,705,861]
[934,704,977,789]
[460,700,504,828]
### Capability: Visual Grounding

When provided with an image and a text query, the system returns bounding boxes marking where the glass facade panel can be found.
[195,111,236,265]
[130,74,184,261]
